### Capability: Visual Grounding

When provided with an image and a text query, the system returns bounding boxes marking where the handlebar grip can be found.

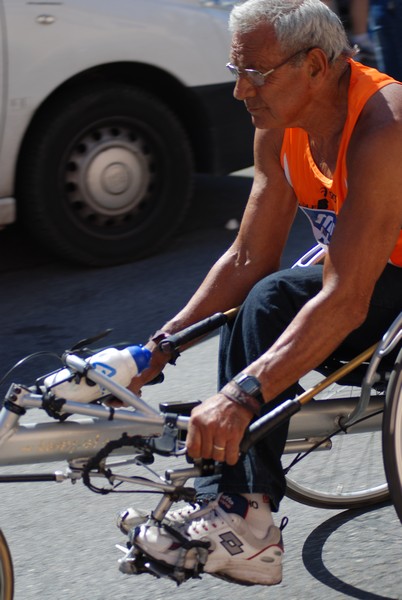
[240,399,301,454]
[161,312,234,352]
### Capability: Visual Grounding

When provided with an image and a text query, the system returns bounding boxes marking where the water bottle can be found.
[43,345,151,402]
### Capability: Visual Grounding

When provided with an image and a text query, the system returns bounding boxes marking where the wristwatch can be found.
[221,372,264,416]
[232,372,262,399]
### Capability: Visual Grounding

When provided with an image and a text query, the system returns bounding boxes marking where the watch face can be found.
[234,374,261,396]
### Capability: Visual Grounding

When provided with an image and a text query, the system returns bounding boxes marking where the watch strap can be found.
[220,380,263,416]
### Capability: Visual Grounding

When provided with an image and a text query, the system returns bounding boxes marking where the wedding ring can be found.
[213,444,225,451]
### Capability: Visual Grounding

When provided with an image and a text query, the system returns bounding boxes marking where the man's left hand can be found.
[186,394,254,465]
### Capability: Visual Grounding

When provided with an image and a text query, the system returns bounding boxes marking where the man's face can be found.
[229,25,311,129]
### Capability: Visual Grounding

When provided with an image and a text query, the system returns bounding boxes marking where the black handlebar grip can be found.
[160,312,230,352]
[240,399,301,454]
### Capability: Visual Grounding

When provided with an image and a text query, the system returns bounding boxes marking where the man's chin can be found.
[251,115,269,129]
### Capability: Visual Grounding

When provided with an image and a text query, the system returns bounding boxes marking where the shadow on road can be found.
[302,501,397,600]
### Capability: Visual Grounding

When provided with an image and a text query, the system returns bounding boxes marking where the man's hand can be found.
[127,342,171,393]
[186,394,254,465]
[107,341,171,407]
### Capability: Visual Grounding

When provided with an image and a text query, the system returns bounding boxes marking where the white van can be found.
[0,0,254,265]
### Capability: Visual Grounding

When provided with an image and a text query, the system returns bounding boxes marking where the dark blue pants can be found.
[195,263,402,511]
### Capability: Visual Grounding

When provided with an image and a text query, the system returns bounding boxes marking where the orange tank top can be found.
[280,59,402,267]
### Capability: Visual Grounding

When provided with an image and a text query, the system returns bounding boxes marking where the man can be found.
[121,0,402,586]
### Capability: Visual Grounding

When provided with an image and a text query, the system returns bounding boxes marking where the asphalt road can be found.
[0,172,401,600]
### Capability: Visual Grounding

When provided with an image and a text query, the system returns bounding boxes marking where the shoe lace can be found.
[168,502,201,522]
[189,508,225,535]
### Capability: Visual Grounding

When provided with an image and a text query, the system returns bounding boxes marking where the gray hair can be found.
[229,0,354,63]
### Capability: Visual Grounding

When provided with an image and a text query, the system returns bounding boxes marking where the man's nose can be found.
[233,77,257,101]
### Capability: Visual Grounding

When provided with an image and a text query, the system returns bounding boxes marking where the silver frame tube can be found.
[0,390,383,466]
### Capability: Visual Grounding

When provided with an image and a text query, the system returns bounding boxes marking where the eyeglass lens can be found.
[226,64,266,87]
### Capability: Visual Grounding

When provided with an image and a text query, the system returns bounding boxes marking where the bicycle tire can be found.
[0,530,13,600]
[382,347,402,522]
[284,374,389,509]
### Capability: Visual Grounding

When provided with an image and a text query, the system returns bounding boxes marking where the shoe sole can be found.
[207,564,282,586]
[211,570,282,586]
[204,555,282,586]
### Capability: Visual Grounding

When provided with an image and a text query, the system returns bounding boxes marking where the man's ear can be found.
[308,48,328,79]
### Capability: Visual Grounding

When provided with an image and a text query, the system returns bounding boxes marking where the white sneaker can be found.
[132,493,285,586]
[117,500,215,534]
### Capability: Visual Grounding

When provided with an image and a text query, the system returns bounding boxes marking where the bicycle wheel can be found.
[382,347,402,522]
[284,373,389,509]
[0,530,13,600]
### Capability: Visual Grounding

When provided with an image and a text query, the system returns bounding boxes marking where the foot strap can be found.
[163,523,210,552]
[124,523,211,584]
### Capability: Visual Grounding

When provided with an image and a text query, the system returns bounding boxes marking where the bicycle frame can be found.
[0,342,387,468]
[0,388,385,467]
